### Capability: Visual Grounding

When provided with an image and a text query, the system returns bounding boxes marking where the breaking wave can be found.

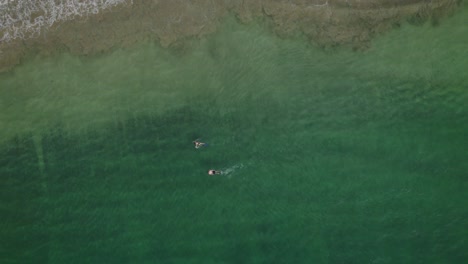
[0,0,132,42]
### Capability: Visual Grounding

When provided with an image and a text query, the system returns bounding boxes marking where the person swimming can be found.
[208,169,222,175]
[193,139,207,149]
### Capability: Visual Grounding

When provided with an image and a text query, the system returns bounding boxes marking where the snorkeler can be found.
[208,169,222,175]
[193,139,207,149]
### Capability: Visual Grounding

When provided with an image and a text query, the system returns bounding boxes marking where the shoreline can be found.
[0,0,462,73]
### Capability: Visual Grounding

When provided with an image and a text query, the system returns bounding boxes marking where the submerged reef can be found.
[0,0,463,72]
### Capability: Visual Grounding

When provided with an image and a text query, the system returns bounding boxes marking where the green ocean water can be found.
[1,7,468,264]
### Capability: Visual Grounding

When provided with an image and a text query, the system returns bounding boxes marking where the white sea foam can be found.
[221,163,246,178]
[0,0,132,43]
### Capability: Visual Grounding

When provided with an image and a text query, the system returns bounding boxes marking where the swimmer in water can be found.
[208,169,222,175]
[193,139,206,149]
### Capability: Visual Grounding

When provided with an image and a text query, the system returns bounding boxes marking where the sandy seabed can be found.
[0,0,462,73]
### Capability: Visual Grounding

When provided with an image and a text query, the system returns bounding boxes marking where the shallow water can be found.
[1,6,467,264]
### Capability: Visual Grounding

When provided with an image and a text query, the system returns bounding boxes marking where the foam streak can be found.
[0,0,132,42]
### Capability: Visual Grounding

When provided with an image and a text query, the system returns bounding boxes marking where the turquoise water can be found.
[1,8,468,264]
